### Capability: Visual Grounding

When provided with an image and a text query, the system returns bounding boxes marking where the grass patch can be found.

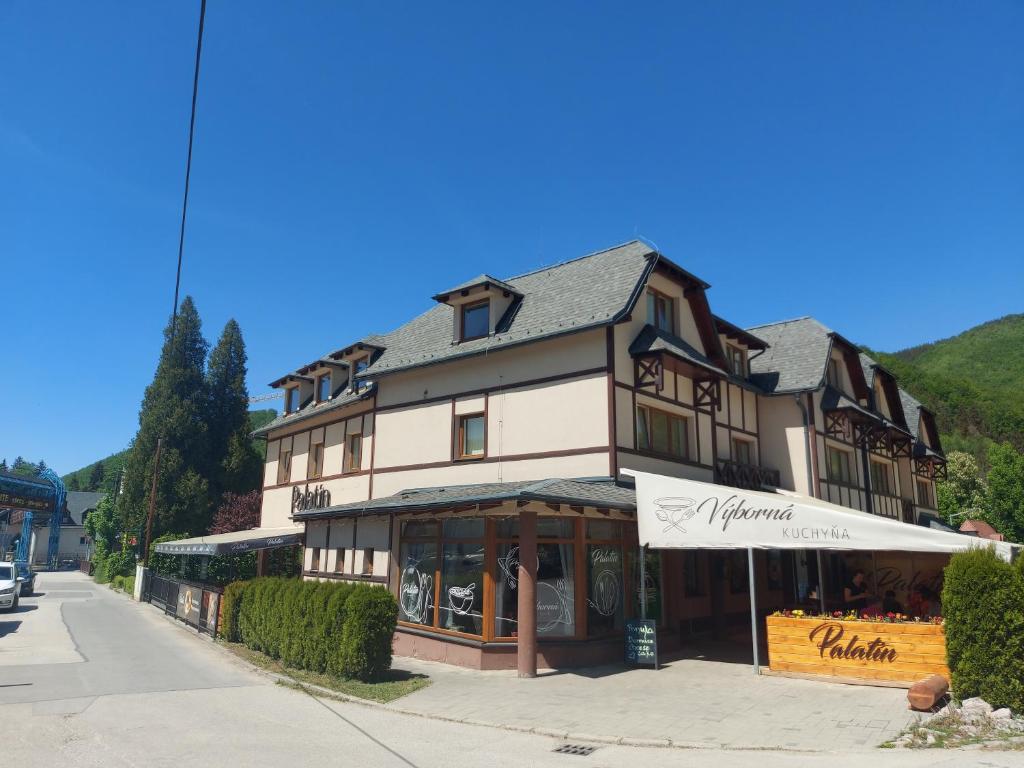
[222,641,430,704]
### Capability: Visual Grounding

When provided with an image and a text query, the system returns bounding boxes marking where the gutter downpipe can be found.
[795,393,826,614]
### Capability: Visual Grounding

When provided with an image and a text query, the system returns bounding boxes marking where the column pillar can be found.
[517,510,537,678]
[256,549,270,576]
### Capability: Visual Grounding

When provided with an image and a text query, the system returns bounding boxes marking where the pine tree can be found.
[88,460,106,491]
[119,296,212,540]
[11,457,33,476]
[206,319,261,498]
[0,459,8,473]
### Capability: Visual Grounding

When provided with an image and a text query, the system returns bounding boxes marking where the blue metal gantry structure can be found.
[0,470,65,567]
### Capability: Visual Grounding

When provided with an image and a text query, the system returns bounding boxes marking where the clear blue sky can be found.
[1,2,1021,475]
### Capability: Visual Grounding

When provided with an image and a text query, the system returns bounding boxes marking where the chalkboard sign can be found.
[625,619,658,668]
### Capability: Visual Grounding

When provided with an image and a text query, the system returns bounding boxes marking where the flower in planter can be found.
[832,610,843,618]
[792,609,804,617]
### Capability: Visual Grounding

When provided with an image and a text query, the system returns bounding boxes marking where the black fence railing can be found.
[145,573,222,637]
[715,459,781,491]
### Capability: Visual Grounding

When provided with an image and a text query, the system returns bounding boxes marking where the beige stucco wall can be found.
[372,451,610,498]
[755,395,806,495]
[303,515,391,576]
[617,450,714,483]
[260,472,371,529]
[375,330,606,409]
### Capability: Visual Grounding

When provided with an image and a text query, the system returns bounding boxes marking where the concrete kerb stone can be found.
[130,592,858,755]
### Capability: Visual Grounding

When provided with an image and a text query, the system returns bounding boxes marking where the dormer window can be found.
[460,300,490,342]
[726,344,746,377]
[316,373,331,403]
[646,289,675,334]
[354,357,369,392]
[285,387,299,414]
[826,358,841,390]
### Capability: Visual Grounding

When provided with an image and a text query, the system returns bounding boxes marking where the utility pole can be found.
[142,438,163,567]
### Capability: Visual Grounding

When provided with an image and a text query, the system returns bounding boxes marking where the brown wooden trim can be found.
[372,445,610,475]
[454,410,487,461]
[605,326,618,478]
[617,446,712,471]
[483,517,496,643]
[629,385,698,414]
[264,467,372,491]
[264,400,375,442]
[644,285,677,335]
[367,404,377,499]
[574,516,586,641]
[344,432,364,474]
[375,367,609,413]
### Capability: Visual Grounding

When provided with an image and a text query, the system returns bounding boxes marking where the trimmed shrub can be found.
[943,548,1024,710]
[220,581,247,642]
[232,577,396,681]
[339,586,398,681]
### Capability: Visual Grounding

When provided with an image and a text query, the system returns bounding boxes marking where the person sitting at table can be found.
[843,569,872,612]
[882,589,903,614]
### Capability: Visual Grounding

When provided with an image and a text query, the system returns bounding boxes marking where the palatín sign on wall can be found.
[291,484,331,514]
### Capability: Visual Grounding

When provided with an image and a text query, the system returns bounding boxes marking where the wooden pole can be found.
[517,510,537,678]
[142,437,163,568]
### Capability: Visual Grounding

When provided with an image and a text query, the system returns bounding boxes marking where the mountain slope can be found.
[867,314,1024,463]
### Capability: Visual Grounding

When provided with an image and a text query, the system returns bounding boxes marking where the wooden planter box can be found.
[766,615,950,686]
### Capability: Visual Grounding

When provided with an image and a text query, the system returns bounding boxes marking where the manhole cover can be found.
[553,744,597,756]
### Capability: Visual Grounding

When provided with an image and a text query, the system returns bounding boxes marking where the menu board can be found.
[625,619,658,668]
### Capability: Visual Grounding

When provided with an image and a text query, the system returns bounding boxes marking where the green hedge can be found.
[943,548,1024,710]
[110,574,136,594]
[231,577,397,681]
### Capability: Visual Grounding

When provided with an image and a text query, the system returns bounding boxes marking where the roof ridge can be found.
[503,239,647,282]
[745,315,813,330]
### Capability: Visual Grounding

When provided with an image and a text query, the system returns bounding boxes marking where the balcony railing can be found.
[715,459,780,491]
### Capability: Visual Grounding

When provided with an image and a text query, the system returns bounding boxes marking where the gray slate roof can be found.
[361,241,655,378]
[65,491,104,525]
[252,386,376,437]
[899,388,925,441]
[628,324,758,390]
[293,477,636,520]
[746,317,833,393]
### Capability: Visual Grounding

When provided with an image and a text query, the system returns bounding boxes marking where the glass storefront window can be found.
[683,550,706,596]
[443,518,484,539]
[402,520,438,538]
[586,544,623,636]
[586,519,621,540]
[536,543,575,637]
[398,541,436,626]
[494,541,576,638]
[440,541,485,635]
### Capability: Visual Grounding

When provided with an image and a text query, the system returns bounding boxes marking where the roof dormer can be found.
[432,274,522,344]
[295,358,348,404]
[714,316,768,379]
[268,373,313,414]
[328,341,386,391]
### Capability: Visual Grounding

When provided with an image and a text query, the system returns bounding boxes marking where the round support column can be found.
[517,510,538,678]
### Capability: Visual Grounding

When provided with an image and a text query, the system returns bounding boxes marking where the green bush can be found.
[339,586,398,681]
[943,548,1024,710]
[220,581,247,642]
[232,577,396,681]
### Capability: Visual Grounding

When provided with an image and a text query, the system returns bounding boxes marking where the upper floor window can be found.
[461,300,490,341]
[457,413,486,459]
[637,404,689,460]
[826,445,852,485]
[308,439,325,480]
[826,358,841,390]
[354,358,369,392]
[646,290,675,334]
[916,478,934,509]
[731,437,753,465]
[727,344,746,377]
[345,433,363,473]
[285,387,299,414]
[316,374,331,403]
[869,459,893,495]
[277,446,293,485]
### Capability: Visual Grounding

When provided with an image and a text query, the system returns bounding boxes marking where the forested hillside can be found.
[867,314,1024,466]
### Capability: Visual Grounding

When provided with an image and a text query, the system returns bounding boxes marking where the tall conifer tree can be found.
[206,319,261,499]
[119,296,212,539]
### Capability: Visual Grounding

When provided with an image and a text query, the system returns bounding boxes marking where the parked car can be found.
[15,562,35,596]
[0,562,19,612]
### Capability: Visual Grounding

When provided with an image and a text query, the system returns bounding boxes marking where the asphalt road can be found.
[2,571,1023,768]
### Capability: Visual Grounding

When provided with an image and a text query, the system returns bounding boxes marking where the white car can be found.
[0,562,20,611]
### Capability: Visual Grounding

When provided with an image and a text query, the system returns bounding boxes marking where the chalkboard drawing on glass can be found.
[493,543,576,637]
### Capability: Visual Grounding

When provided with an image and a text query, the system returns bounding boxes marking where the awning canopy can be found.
[153,526,304,556]
[625,469,1018,562]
